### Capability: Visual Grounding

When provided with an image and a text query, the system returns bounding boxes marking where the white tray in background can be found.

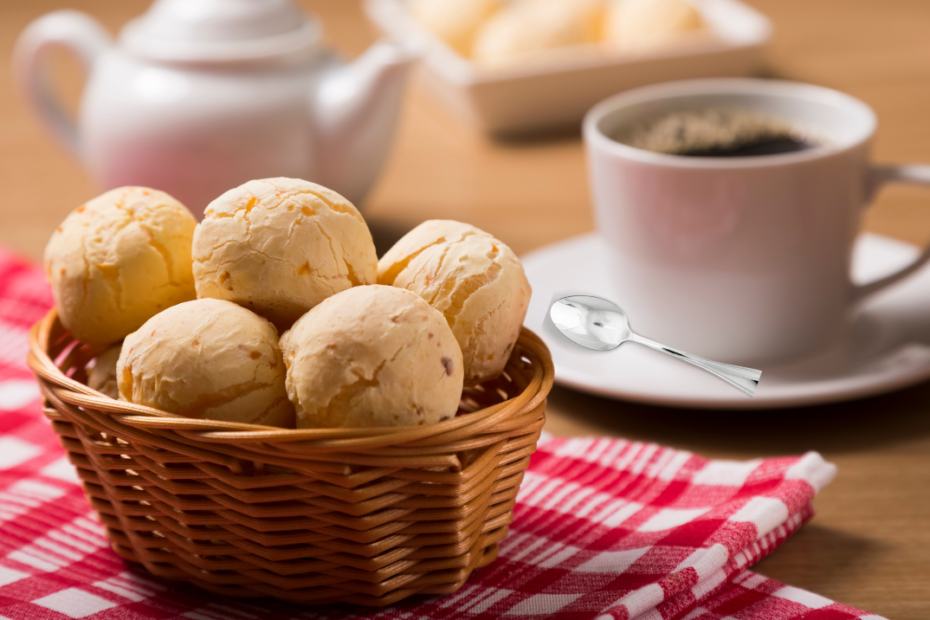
[364,0,772,135]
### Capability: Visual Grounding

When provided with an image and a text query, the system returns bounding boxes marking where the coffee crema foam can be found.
[613,108,822,157]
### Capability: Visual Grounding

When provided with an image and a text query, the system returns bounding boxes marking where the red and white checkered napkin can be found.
[0,247,885,620]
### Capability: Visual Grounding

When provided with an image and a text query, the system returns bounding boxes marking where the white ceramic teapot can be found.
[14,0,416,216]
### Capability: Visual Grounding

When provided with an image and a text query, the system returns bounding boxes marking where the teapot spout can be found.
[313,40,417,205]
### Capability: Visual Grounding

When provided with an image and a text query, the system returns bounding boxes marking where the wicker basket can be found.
[27,309,554,606]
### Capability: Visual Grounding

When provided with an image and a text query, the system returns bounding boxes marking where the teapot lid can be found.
[120,0,321,63]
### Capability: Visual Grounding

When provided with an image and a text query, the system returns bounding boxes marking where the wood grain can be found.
[1,0,929,617]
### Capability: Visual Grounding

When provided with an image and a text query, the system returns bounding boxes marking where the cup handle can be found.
[852,164,930,302]
[12,10,112,159]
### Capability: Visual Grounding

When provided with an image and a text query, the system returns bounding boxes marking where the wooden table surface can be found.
[2,1,929,617]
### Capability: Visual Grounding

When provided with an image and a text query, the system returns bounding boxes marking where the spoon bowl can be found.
[550,295,631,351]
[550,295,762,396]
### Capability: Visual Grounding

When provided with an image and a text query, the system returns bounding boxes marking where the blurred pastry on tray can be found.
[408,0,503,56]
[472,0,604,66]
[408,0,708,65]
[603,0,706,50]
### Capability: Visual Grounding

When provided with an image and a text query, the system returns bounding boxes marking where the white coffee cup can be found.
[583,78,930,364]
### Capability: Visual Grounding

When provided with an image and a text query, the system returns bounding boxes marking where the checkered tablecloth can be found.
[0,247,883,620]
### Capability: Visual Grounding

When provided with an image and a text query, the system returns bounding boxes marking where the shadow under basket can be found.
[27,310,554,607]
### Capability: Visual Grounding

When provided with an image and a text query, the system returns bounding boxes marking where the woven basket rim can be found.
[28,308,554,446]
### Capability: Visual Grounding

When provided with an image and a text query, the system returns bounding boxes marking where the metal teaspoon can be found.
[549,295,762,396]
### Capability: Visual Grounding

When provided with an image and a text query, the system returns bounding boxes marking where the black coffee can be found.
[613,108,822,158]
[679,136,815,157]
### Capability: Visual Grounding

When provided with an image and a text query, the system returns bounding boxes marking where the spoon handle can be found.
[628,333,762,396]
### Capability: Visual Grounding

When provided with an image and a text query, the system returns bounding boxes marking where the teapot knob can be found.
[13,10,112,159]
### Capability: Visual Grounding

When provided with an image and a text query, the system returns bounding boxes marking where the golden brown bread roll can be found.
[378,220,531,385]
[44,187,197,345]
[192,178,377,330]
[117,298,294,427]
[280,285,464,428]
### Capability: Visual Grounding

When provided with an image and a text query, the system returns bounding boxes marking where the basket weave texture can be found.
[27,310,554,606]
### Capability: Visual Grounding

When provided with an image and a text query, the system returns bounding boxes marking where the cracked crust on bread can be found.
[44,187,197,346]
[117,298,295,427]
[192,178,377,330]
[378,220,531,385]
[279,285,464,428]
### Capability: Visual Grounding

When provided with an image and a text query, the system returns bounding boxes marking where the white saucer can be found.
[522,232,930,409]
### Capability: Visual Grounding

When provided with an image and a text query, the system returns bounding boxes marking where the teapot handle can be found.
[13,10,112,159]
